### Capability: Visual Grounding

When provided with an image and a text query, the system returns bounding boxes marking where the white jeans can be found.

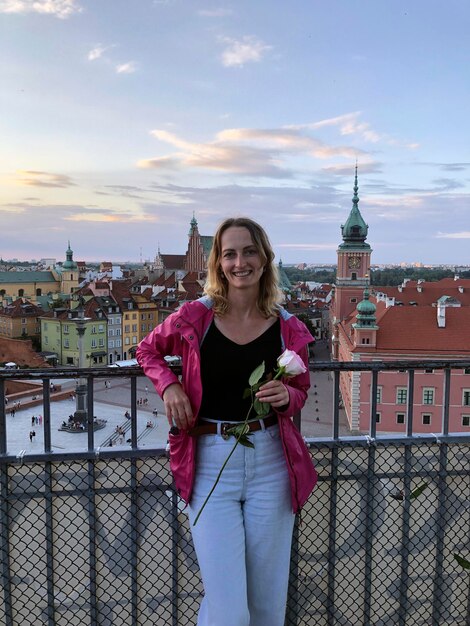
[187,423,295,626]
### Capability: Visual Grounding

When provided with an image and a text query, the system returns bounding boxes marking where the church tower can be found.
[60,241,80,294]
[334,165,372,323]
[184,214,209,274]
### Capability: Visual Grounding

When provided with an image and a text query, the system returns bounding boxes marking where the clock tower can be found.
[333,165,372,324]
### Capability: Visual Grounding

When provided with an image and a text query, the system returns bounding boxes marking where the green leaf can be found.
[410,482,429,499]
[253,397,270,417]
[454,554,470,570]
[249,362,265,387]
[238,435,255,449]
[242,387,252,399]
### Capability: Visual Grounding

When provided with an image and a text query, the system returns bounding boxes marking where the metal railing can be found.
[0,362,469,625]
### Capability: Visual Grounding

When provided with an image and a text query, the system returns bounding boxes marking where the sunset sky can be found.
[1,0,469,265]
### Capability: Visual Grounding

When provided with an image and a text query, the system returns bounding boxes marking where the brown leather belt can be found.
[189,414,278,439]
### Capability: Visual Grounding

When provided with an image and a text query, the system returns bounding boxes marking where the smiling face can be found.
[219,226,265,293]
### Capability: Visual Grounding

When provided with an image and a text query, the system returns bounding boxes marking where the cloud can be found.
[198,7,233,17]
[288,112,417,149]
[88,44,111,61]
[138,125,367,177]
[438,162,470,172]
[16,171,76,188]
[436,231,470,239]
[115,62,137,74]
[0,0,82,18]
[219,35,272,67]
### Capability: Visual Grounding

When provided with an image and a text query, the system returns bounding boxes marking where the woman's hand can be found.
[256,380,290,409]
[163,383,193,430]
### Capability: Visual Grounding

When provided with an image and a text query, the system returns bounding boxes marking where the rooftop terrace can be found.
[0,360,469,625]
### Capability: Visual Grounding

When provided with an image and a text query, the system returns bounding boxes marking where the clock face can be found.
[348,256,361,269]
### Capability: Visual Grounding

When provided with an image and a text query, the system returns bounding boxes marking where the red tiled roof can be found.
[0,299,43,318]
[343,303,470,354]
[373,278,470,307]
[161,254,186,270]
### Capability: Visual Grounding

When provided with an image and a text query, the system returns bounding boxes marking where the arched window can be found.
[36,288,42,296]
[18,289,24,297]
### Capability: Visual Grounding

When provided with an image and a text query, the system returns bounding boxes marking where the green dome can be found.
[357,291,376,316]
[62,241,78,270]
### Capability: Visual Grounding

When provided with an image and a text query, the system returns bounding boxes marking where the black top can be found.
[199,319,282,421]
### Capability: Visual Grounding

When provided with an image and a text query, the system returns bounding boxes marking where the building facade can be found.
[331,168,470,434]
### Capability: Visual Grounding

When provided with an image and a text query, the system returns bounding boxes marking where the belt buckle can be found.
[220,422,232,440]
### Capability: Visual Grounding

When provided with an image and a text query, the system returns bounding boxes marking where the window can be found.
[422,414,431,425]
[64,338,69,348]
[463,390,470,406]
[21,318,26,324]
[462,416,470,427]
[18,289,24,297]
[351,273,357,280]
[396,413,405,425]
[132,324,137,332]
[148,313,153,320]
[376,386,382,403]
[125,337,130,345]
[115,339,122,348]
[132,336,137,344]
[396,388,407,404]
[141,313,146,320]
[98,324,104,332]
[44,337,48,345]
[132,313,137,320]
[124,325,130,333]
[91,326,97,334]
[109,329,114,336]
[91,339,97,348]
[98,338,105,347]
[63,324,69,334]
[362,337,370,344]
[116,328,121,336]
[44,323,48,331]
[141,323,146,332]
[375,413,381,423]
[109,340,115,348]
[350,298,357,303]
[424,369,434,374]
[422,388,435,405]
[464,368,470,375]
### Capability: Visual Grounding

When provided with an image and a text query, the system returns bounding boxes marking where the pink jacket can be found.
[136,296,318,512]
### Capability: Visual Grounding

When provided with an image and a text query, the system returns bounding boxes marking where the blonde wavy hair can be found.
[204,217,282,318]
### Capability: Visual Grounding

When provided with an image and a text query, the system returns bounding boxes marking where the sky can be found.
[1,0,469,266]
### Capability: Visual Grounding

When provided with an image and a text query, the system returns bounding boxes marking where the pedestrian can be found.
[136,217,317,626]
[29,431,33,442]
[31,416,35,426]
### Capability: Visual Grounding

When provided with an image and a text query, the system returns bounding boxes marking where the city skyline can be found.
[1,0,469,264]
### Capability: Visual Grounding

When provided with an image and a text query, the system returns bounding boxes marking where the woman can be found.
[137,217,317,626]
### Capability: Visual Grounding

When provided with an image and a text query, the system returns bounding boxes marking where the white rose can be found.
[277,349,306,377]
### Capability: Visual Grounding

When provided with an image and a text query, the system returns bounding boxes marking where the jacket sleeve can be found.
[275,344,311,419]
[135,312,183,399]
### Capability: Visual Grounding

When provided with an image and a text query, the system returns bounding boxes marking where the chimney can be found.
[386,297,395,308]
[437,302,446,328]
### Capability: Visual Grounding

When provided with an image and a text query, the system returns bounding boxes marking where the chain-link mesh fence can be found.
[1,440,468,625]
